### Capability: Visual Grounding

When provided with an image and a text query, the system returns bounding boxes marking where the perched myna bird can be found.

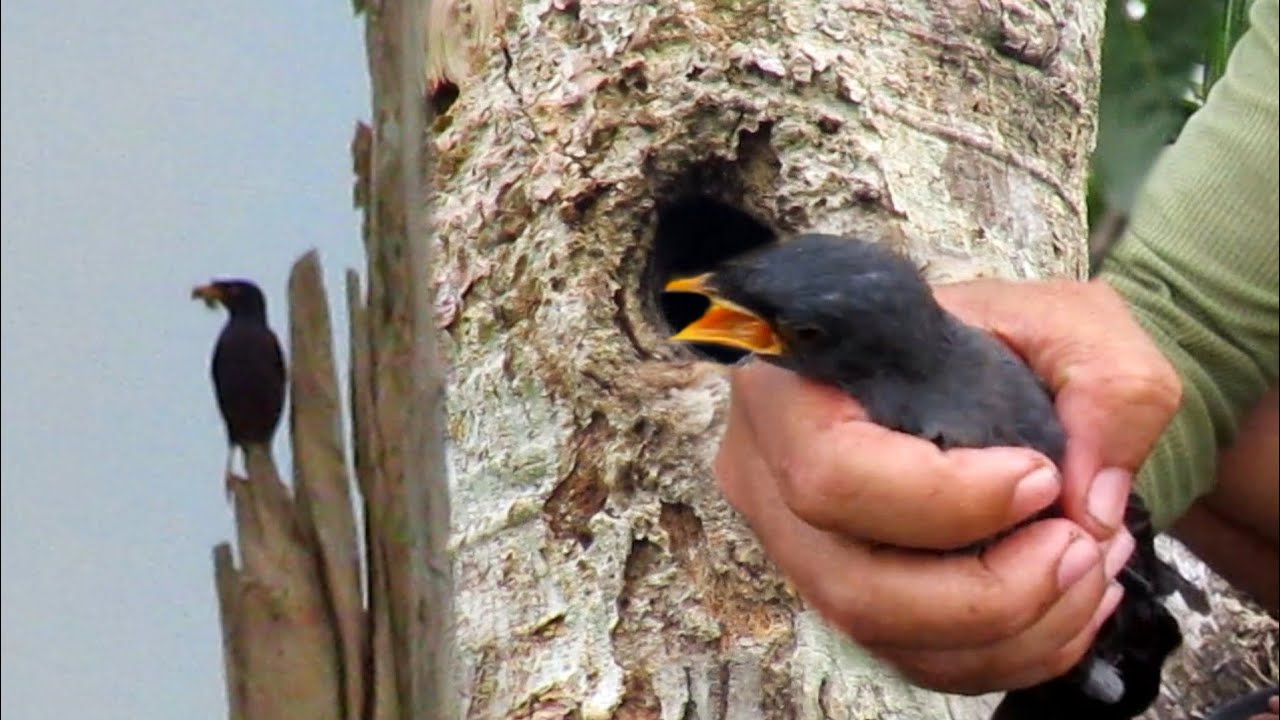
[192,279,286,491]
[665,234,1187,720]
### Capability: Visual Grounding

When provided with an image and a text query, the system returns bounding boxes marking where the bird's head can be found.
[664,234,950,383]
[191,279,269,321]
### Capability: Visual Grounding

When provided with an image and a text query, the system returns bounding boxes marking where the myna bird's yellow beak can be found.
[663,274,784,355]
[663,273,714,295]
[191,283,222,308]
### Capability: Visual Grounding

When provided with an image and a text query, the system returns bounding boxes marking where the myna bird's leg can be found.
[224,446,236,500]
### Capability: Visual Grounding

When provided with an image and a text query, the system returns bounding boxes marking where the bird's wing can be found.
[211,323,288,444]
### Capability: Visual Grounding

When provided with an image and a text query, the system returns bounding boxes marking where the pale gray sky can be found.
[2,1,369,717]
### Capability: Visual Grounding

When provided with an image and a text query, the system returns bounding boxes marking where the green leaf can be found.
[1090,0,1222,217]
[1202,0,1252,97]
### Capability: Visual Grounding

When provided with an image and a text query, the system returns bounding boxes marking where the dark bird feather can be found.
[192,279,286,487]
[665,234,1192,720]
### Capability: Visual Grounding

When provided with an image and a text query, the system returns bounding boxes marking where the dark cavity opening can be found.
[430,80,460,118]
[647,196,777,364]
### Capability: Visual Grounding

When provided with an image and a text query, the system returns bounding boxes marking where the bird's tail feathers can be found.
[1080,657,1125,704]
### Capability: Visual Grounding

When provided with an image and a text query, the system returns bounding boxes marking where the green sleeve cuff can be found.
[1098,0,1279,531]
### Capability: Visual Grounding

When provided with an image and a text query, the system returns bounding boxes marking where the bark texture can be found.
[1148,536,1278,719]
[428,2,1102,718]
[210,1,1277,718]
[425,0,1279,718]
[359,0,458,713]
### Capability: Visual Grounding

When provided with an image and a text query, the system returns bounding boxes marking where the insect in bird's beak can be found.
[663,273,785,355]
[191,283,223,309]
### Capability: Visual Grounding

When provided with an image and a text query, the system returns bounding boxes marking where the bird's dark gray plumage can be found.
[192,279,286,485]
[698,235,1067,459]
[665,233,1188,720]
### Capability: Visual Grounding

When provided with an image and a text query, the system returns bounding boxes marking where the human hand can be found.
[936,279,1182,537]
[713,278,1181,693]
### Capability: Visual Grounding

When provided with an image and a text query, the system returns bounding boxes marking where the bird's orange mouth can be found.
[663,274,784,355]
[191,283,222,308]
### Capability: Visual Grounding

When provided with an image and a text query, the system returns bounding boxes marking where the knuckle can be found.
[946,451,1015,504]
[1074,352,1181,420]
[1120,349,1180,399]
[711,442,735,484]
[1120,363,1181,418]
[972,578,1041,642]
[892,653,990,696]
[774,452,845,525]
[772,455,812,507]
[926,495,999,551]
[727,363,760,395]
[711,449,738,497]
[1148,361,1183,413]
[1085,284,1182,408]
[812,581,875,644]
[1039,636,1094,680]
[987,604,1037,644]
[893,660,950,691]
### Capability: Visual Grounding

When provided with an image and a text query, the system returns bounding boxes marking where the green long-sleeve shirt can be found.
[1099,0,1279,530]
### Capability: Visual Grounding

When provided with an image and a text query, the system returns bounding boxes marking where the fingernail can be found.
[1100,581,1125,620]
[1087,468,1131,531]
[1057,538,1101,591]
[1011,466,1061,518]
[1086,581,1126,635]
[1103,530,1136,579]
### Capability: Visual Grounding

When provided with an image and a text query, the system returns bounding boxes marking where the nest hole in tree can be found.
[430,81,460,121]
[645,196,777,364]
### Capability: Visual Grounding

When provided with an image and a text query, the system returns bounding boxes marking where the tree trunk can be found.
[213,1,457,718]
[212,1,1276,718]
[429,2,1099,718]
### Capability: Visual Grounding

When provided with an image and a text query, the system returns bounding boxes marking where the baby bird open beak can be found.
[664,273,784,355]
